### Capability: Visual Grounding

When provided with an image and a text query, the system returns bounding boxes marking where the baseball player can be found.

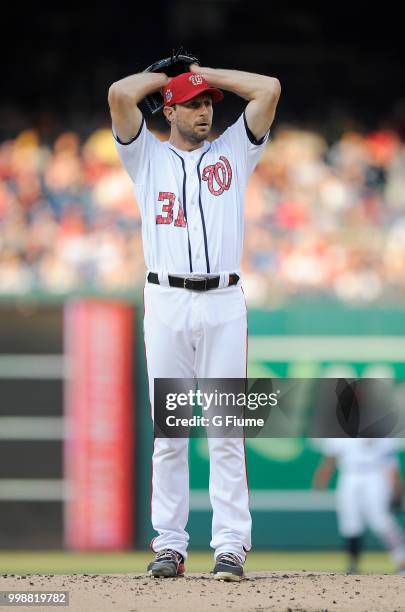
[313,438,405,574]
[108,58,280,580]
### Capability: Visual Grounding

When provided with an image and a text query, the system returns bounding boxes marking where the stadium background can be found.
[1,1,405,573]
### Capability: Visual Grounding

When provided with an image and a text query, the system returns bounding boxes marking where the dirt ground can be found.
[1,571,404,612]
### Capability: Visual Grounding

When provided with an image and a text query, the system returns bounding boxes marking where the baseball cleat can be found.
[147,549,185,578]
[213,552,244,581]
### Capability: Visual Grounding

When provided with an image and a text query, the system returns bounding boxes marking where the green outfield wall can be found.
[1,295,404,550]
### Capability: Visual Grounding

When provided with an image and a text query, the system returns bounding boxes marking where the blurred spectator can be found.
[1,122,405,305]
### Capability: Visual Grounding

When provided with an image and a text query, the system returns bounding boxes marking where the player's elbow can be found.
[108,82,120,106]
[108,82,132,109]
[272,77,281,98]
[252,77,281,107]
[263,77,281,101]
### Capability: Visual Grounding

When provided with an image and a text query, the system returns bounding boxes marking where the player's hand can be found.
[190,64,213,78]
[312,477,323,490]
[158,74,171,95]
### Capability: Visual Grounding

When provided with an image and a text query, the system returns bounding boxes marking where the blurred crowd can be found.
[1,121,405,305]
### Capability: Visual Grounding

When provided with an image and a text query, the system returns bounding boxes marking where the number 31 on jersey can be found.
[156,192,186,227]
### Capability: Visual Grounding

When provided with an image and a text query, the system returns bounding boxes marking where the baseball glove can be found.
[143,47,200,115]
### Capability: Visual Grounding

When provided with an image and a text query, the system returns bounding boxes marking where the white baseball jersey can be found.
[114,113,268,275]
[322,438,398,473]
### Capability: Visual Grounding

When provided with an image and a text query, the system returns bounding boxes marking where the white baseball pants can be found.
[143,280,251,561]
[336,469,405,565]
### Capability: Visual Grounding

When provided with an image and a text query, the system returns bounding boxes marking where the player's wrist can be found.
[191,65,225,87]
[144,71,169,92]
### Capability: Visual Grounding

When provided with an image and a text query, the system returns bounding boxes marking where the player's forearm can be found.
[108,72,168,106]
[313,457,336,488]
[192,65,280,102]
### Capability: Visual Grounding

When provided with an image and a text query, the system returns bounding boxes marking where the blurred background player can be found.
[313,438,405,575]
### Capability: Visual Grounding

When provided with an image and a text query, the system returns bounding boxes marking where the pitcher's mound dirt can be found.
[2,571,404,611]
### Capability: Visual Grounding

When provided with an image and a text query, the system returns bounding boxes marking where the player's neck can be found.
[168,131,205,152]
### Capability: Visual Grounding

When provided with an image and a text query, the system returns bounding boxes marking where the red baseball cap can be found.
[162,72,224,107]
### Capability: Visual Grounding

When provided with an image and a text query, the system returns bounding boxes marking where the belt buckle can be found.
[184,275,208,291]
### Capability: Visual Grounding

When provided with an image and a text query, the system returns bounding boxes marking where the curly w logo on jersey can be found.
[202,156,233,196]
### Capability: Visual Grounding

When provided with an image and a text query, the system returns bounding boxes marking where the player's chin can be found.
[193,124,211,140]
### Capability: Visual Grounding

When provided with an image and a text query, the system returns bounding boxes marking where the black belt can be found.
[147,272,240,291]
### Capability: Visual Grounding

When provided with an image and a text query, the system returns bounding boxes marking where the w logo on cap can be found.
[189,74,204,86]
[162,72,224,106]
